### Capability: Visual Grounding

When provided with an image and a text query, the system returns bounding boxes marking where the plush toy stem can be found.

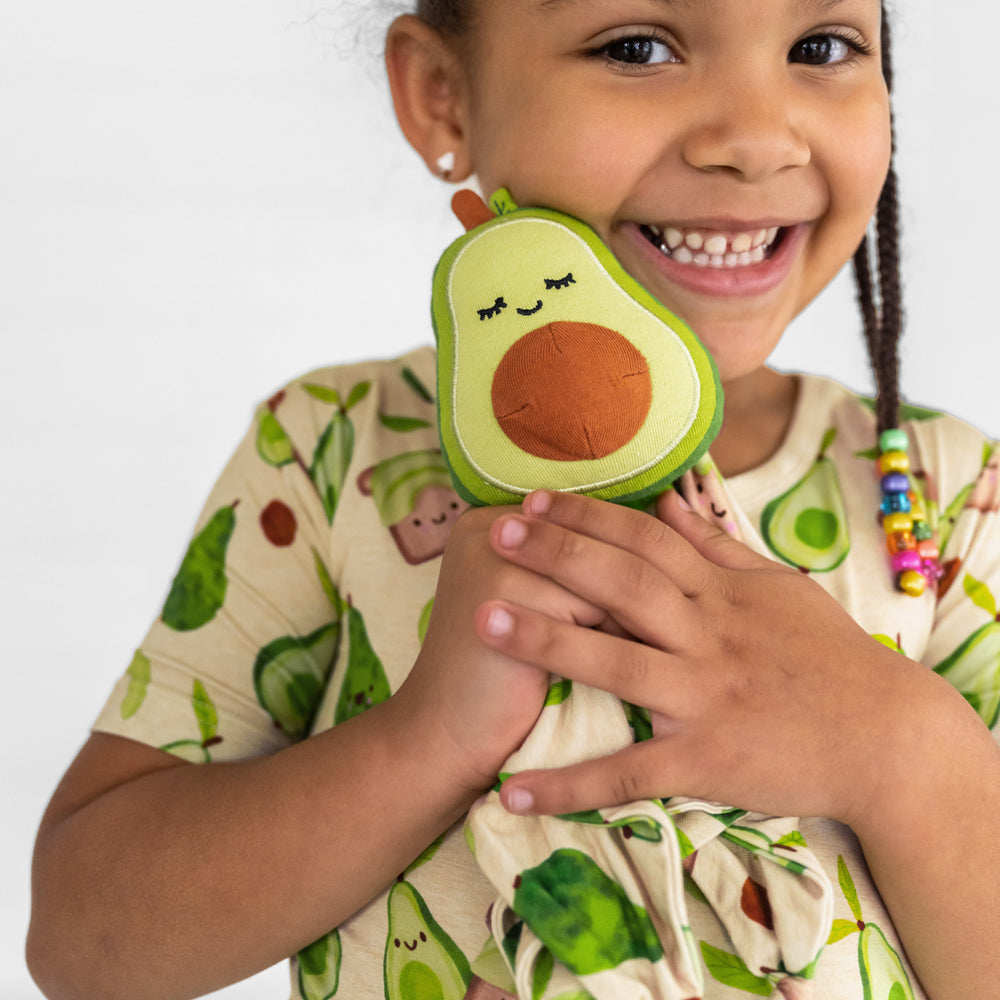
[451,189,495,232]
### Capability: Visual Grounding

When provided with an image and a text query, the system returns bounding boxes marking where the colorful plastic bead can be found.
[880,493,911,515]
[913,520,934,541]
[898,569,927,597]
[887,531,916,554]
[882,512,914,535]
[879,428,910,453]
[878,451,911,475]
[881,472,909,493]
[923,558,944,581]
[916,538,940,561]
[892,550,922,573]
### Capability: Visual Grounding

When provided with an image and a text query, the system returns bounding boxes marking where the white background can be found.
[2,2,997,997]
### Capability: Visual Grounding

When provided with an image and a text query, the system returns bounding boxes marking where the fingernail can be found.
[484,607,514,637]
[524,491,551,516]
[498,518,528,549]
[505,787,534,813]
[674,491,692,511]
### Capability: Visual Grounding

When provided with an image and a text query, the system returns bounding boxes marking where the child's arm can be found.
[27,505,600,1000]
[476,489,1000,999]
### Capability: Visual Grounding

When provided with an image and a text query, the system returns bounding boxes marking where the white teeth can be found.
[703,235,728,256]
[731,233,752,254]
[650,223,784,268]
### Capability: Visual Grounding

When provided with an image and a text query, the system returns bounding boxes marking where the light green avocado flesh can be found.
[858,924,915,1000]
[253,622,340,739]
[297,929,341,1000]
[933,621,1000,728]
[384,881,471,1000]
[433,208,721,505]
[761,456,850,572]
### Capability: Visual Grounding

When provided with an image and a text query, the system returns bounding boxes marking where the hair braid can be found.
[855,5,904,437]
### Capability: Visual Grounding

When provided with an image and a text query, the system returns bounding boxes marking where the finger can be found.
[474,599,694,705]
[499,739,695,816]
[656,488,767,572]
[488,513,703,648]
[522,490,713,595]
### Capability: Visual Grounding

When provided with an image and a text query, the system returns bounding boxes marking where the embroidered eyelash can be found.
[477,297,507,321]
[544,273,576,290]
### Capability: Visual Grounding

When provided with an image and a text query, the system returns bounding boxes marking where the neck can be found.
[710,367,799,478]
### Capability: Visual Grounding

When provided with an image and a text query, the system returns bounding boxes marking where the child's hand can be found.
[395,504,608,798]
[475,490,936,826]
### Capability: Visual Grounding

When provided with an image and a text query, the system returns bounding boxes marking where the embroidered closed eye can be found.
[477,296,508,321]
[544,273,575,290]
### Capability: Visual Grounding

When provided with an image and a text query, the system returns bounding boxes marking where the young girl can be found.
[26,1,1000,998]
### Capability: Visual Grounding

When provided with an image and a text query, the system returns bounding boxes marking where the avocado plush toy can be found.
[432,188,723,507]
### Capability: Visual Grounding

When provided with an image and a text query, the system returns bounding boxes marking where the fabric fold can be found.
[466,461,834,999]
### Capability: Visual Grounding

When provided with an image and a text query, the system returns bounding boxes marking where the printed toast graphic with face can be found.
[358,449,469,564]
[432,188,723,507]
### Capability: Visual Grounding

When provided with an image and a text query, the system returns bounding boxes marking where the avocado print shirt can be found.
[92,347,1000,999]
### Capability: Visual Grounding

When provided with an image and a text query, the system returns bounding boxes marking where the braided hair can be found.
[854,4,903,436]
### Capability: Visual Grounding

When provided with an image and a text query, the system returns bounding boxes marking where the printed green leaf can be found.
[256,411,295,467]
[775,830,808,849]
[699,942,772,995]
[404,833,445,875]
[963,572,997,619]
[544,679,573,706]
[192,679,218,744]
[401,366,434,403]
[303,383,341,405]
[417,597,434,644]
[121,648,151,719]
[378,412,433,432]
[820,427,837,455]
[312,549,342,613]
[828,918,861,944]
[838,855,863,923]
[854,446,880,461]
[344,381,371,411]
[872,633,906,655]
[532,947,554,1000]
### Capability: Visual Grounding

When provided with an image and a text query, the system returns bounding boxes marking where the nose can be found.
[681,77,811,181]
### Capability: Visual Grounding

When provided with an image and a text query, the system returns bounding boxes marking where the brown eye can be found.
[789,35,851,66]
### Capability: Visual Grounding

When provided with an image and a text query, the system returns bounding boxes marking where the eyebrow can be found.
[540,0,851,11]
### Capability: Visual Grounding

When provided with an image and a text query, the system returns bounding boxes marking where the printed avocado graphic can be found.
[512,848,663,976]
[297,928,342,1000]
[933,572,1000,727]
[761,427,849,572]
[383,880,472,1000]
[829,856,915,1000]
[161,502,238,631]
[432,188,722,507]
[254,621,341,739]
[333,602,391,725]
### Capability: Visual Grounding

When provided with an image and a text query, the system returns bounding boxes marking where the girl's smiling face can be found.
[449,0,891,383]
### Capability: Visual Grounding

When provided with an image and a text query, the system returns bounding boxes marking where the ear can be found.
[385,16,473,183]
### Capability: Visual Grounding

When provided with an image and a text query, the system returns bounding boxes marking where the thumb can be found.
[656,487,762,571]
